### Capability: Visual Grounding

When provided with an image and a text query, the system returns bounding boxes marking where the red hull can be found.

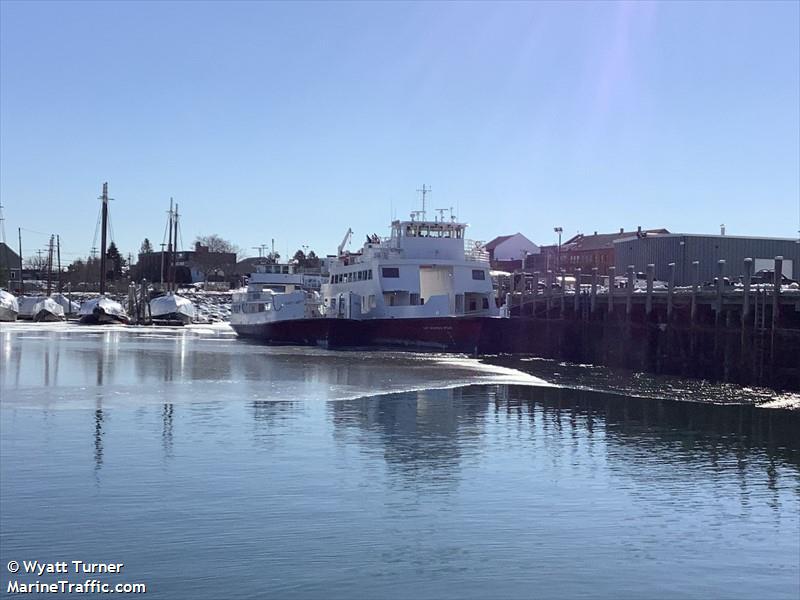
[231,316,490,353]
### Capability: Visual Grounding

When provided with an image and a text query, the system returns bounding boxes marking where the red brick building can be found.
[533,228,669,275]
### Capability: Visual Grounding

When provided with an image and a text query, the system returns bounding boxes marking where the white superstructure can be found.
[322,215,499,320]
[230,262,323,326]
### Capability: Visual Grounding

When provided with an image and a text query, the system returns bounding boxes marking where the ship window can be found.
[472,269,486,280]
[382,267,399,278]
[358,271,364,281]
[482,297,489,309]
[368,270,373,280]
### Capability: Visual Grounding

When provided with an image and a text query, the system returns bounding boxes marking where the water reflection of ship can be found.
[330,387,491,486]
[329,384,799,492]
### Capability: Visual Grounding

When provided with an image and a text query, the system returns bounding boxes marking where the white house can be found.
[485,233,539,267]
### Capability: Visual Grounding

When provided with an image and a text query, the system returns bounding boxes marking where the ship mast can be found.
[99,182,109,295]
[416,184,431,221]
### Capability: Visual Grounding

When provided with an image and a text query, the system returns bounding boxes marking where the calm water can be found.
[1,324,799,599]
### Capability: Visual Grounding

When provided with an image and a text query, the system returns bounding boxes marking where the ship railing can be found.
[464,240,490,263]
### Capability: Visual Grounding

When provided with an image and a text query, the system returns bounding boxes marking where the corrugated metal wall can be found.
[614,235,800,285]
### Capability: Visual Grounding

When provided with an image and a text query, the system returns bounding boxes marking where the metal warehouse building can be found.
[614,234,800,285]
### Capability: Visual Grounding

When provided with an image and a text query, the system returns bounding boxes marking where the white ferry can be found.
[230,208,506,352]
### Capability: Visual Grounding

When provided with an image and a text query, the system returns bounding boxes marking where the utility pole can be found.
[252,245,269,258]
[46,235,54,296]
[57,235,62,293]
[18,227,24,295]
[554,227,563,272]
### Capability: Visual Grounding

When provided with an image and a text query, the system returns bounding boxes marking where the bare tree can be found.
[193,234,239,282]
[194,234,240,255]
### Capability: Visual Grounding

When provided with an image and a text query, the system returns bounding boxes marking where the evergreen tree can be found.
[305,250,320,269]
[106,242,125,280]
[139,238,153,254]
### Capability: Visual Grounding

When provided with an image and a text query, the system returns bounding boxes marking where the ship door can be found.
[455,294,464,314]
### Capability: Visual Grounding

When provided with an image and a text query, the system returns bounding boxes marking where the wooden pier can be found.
[483,257,800,390]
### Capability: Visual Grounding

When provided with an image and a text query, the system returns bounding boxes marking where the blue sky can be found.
[1,1,798,263]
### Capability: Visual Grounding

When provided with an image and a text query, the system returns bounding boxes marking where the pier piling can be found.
[716,259,725,324]
[667,262,675,320]
[742,258,752,324]
[691,261,700,322]
[626,265,634,316]
[608,266,615,314]
[645,264,655,315]
[773,256,783,329]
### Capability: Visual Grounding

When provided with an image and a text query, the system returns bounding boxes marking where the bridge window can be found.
[472,269,486,280]
[382,267,400,278]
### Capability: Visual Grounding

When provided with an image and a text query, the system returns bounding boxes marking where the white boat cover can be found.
[0,290,19,320]
[32,297,65,320]
[79,296,129,320]
[149,294,195,320]
[51,293,81,314]
[18,296,48,318]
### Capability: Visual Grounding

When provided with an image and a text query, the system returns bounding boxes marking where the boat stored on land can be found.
[0,290,19,322]
[149,293,195,325]
[17,296,65,321]
[78,296,130,325]
[51,293,81,315]
[78,183,129,326]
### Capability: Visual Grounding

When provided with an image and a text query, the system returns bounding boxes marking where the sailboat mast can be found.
[166,198,174,291]
[172,203,179,292]
[100,182,108,295]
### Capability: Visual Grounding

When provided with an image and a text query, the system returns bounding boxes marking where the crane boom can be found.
[337,227,353,257]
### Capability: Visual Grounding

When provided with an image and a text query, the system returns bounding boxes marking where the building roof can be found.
[0,242,21,268]
[235,257,273,275]
[485,234,515,251]
[614,232,800,244]
[563,229,669,252]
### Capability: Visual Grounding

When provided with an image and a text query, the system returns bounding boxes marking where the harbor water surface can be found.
[1,324,798,599]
